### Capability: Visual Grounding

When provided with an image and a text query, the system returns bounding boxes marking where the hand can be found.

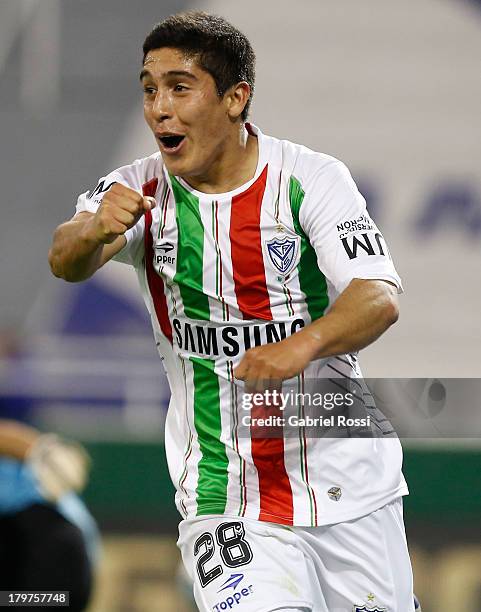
[233,331,319,391]
[87,183,155,244]
[27,434,91,502]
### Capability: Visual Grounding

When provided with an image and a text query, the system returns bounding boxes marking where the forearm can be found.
[48,213,104,282]
[0,420,40,461]
[49,185,150,281]
[234,279,400,383]
[301,279,399,360]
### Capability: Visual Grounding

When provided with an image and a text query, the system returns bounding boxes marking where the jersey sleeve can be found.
[75,164,147,268]
[299,160,403,294]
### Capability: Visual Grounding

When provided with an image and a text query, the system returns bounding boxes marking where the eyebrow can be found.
[139,69,198,82]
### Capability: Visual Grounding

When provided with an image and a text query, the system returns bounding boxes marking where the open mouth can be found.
[158,134,185,151]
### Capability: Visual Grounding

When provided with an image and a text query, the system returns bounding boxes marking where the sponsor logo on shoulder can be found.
[340,232,390,261]
[336,214,391,261]
[337,214,375,239]
[266,236,299,275]
[213,573,254,610]
[154,241,176,265]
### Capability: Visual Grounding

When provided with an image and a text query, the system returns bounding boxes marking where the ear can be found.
[225,81,251,120]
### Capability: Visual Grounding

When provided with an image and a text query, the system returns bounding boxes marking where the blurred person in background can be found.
[48,11,420,612]
[0,420,99,611]
[0,331,34,423]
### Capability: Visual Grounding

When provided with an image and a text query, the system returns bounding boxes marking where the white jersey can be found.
[76,123,408,526]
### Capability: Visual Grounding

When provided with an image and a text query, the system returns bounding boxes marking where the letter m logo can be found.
[341,232,388,260]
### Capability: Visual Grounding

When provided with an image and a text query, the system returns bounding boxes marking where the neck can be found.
[181,124,259,194]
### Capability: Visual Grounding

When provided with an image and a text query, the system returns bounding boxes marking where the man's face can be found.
[141,47,232,179]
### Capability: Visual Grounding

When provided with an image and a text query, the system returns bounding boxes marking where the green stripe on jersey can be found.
[171,176,210,320]
[192,357,228,515]
[289,176,329,321]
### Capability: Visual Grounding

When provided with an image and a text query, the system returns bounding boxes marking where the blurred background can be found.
[0,0,480,610]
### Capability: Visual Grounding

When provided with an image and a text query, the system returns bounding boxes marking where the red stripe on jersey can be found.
[143,178,173,344]
[142,178,158,199]
[250,399,294,525]
[231,164,293,523]
[230,165,272,320]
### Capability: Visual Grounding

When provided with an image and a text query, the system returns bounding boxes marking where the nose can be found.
[151,89,173,122]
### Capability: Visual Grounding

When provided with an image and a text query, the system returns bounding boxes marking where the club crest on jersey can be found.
[353,606,388,612]
[266,236,299,275]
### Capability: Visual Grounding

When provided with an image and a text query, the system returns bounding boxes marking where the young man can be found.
[49,12,415,612]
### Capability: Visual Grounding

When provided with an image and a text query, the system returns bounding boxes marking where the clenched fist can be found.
[234,330,319,391]
[90,182,155,244]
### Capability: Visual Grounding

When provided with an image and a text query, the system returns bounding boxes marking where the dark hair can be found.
[143,12,255,121]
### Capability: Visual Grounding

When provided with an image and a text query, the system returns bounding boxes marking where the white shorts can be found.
[177,498,414,612]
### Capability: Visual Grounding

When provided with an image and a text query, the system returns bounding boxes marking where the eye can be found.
[143,86,156,95]
[174,84,188,92]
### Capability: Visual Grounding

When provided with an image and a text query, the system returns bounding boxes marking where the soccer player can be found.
[49,12,416,611]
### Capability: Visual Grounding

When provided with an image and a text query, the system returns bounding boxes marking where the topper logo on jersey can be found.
[154,241,176,265]
[266,236,299,275]
[217,573,244,592]
[213,575,254,612]
[353,606,388,612]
